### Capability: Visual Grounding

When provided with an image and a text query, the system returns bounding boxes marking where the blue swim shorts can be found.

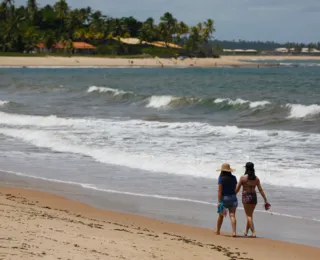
[222,194,238,209]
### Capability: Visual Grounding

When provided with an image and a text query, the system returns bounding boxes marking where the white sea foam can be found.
[0,100,9,106]
[1,111,320,189]
[214,98,271,108]
[146,95,176,108]
[87,86,130,95]
[0,111,90,127]
[286,104,320,118]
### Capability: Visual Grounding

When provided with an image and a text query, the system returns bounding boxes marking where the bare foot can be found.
[252,232,256,238]
[216,231,220,235]
[232,233,236,237]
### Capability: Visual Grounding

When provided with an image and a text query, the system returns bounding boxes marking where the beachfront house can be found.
[35,42,96,54]
[222,48,258,55]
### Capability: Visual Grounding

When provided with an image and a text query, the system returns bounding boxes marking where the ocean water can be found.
[1,64,320,237]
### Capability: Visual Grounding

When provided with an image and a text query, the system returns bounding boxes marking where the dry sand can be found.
[0,55,319,68]
[0,186,319,260]
[0,56,250,67]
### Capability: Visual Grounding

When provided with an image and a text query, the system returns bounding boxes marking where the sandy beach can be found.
[1,55,319,68]
[0,184,319,260]
[0,55,251,67]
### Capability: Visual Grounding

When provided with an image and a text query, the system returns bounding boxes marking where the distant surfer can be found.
[235,162,270,238]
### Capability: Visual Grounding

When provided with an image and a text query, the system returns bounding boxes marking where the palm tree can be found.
[54,0,68,20]
[175,21,189,45]
[23,26,39,51]
[72,27,87,41]
[202,19,215,43]
[139,17,157,43]
[41,31,56,51]
[185,26,201,54]
[27,0,37,23]
[54,0,68,33]
[1,7,26,52]
[159,12,177,47]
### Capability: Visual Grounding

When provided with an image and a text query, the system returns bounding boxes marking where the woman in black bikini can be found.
[235,162,269,237]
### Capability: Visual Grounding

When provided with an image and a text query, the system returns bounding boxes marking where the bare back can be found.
[240,175,260,193]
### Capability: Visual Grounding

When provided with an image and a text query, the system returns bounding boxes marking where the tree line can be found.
[0,0,217,56]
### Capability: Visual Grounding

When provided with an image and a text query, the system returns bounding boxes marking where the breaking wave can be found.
[214,98,271,108]
[87,86,132,95]
[1,111,320,189]
[86,86,272,110]
[84,86,320,119]
[286,104,320,119]
[0,100,9,106]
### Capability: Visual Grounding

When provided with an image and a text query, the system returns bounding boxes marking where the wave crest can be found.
[87,86,131,96]
[146,95,178,108]
[0,100,9,106]
[214,98,271,108]
[286,104,320,119]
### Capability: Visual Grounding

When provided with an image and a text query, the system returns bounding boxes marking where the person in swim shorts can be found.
[235,162,269,237]
[216,163,238,237]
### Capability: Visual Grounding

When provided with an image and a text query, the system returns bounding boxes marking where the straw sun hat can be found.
[216,163,236,172]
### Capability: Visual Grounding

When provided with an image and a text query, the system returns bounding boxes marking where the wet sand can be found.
[0,172,319,260]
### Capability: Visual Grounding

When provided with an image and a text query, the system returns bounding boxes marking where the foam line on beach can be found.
[1,168,320,223]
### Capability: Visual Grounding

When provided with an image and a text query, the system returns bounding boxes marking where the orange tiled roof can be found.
[73,42,96,49]
[35,42,96,49]
[35,42,45,48]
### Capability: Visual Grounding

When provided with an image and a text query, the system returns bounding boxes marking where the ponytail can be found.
[245,162,256,180]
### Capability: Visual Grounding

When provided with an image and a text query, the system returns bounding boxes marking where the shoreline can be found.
[0,55,319,68]
[1,185,320,260]
[0,171,320,260]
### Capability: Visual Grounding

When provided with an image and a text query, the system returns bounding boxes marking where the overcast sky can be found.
[15,0,320,43]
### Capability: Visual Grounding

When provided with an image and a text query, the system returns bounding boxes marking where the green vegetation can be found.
[0,0,218,57]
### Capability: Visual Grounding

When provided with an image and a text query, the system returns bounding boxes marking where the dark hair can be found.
[245,162,256,180]
[219,171,234,185]
[219,171,232,178]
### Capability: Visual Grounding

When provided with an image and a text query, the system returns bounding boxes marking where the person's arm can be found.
[235,176,242,194]
[257,178,268,203]
[218,178,223,203]
[218,184,223,202]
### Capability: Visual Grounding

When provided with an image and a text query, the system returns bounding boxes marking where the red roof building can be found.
[35,42,96,53]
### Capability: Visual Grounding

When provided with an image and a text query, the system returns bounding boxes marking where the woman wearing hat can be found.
[235,162,270,238]
[216,163,238,237]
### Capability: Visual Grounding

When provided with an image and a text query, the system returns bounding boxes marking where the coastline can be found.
[0,172,320,259]
[0,55,319,68]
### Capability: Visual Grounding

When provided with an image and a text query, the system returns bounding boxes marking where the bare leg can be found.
[244,220,250,236]
[228,208,237,237]
[243,203,256,237]
[216,214,224,235]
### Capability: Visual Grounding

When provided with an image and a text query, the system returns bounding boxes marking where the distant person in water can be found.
[235,162,270,238]
[216,163,238,237]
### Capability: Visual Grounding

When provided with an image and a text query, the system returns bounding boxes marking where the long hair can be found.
[245,162,256,180]
[219,171,232,178]
[219,171,234,185]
